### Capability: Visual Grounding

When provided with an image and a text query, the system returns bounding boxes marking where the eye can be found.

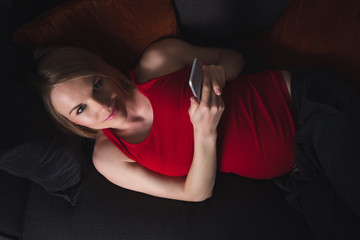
[94,79,103,92]
[76,105,86,115]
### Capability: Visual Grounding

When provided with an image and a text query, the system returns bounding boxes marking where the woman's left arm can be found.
[137,38,244,84]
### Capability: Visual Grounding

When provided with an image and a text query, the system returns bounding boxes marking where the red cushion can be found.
[249,0,360,91]
[13,0,179,70]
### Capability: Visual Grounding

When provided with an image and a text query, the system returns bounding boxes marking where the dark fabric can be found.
[0,82,84,201]
[173,0,292,46]
[275,69,360,239]
[172,0,285,74]
[0,2,86,206]
[2,0,70,24]
[0,233,17,240]
[0,170,30,239]
[21,160,314,240]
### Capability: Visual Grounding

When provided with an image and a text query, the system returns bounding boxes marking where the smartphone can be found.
[189,58,203,101]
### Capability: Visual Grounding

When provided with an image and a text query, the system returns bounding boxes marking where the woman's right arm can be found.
[93,131,217,202]
[93,69,224,202]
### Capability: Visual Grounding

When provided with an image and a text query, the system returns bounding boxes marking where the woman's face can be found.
[50,75,128,130]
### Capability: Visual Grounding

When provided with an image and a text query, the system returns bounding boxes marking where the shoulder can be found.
[93,134,111,158]
[93,135,113,166]
[136,38,188,83]
[93,134,133,171]
[142,38,190,59]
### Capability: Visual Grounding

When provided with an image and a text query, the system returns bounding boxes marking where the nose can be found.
[88,97,110,114]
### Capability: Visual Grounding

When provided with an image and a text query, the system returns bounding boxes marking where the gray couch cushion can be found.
[21,161,313,240]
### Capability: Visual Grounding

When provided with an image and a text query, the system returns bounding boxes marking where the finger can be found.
[206,66,221,95]
[215,65,226,90]
[208,70,222,106]
[213,94,225,118]
[212,66,223,84]
[213,82,222,96]
[188,96,199,114]
[209,82,216,107]
[211,80,224,107]
[200,68,211,105]
[209,68,222,96]
[207,66,224,96]
[190,96,199,106]
[220,66,226,85]
[218,95,225,109]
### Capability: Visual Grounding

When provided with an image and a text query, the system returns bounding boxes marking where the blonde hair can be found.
[32,46,134,138]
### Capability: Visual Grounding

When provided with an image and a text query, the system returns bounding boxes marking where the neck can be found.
[112,86,153,136]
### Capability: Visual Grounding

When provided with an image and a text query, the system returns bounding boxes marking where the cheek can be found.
[68,114,112,130]
[69,117,85,126]
[68,115,97,128]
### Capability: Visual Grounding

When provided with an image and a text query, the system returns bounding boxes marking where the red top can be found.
[102,68,296,179]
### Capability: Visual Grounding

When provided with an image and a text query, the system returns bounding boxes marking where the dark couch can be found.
[0,0,331,239]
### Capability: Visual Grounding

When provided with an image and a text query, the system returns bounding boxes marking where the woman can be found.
[33,38,360,223]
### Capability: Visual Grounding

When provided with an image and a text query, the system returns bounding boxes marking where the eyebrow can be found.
[68,75,97,115]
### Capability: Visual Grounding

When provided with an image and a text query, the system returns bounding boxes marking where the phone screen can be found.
[189,58,203,101]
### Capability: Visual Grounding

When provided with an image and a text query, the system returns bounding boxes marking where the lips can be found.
[105,101,119,121]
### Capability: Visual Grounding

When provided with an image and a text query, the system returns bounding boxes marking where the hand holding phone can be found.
[189,58,203,101]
